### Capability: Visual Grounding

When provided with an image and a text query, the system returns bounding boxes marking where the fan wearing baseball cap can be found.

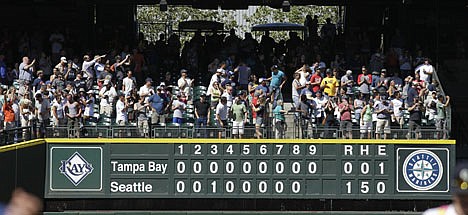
[423,162,468,215]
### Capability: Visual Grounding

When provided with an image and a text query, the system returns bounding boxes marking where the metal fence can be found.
[0,123,450,146]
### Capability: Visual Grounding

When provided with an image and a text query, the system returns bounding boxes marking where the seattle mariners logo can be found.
[403,150,443,191]
[59,152,94,186]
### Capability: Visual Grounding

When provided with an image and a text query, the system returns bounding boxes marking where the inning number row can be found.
[176,144,317,155]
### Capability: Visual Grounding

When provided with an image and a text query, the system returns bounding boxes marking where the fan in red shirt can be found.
[309,67,323,93]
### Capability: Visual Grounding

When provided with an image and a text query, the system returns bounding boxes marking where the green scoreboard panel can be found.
[44,138,455,200]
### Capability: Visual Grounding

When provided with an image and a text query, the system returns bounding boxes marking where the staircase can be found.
[438,60,468,159]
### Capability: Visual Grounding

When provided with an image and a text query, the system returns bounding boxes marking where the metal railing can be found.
[0,123,450,146]
[1,126,34,145]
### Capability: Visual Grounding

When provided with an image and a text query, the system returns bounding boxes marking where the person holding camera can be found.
[357,66,372,99]
[407,97,423,139]
[339,98,354,139]
[323,97,337,138]
[171,94,186,125]
[374,93,392,139]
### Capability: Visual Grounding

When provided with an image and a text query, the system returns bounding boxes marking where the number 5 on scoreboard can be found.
[344,181,386,194]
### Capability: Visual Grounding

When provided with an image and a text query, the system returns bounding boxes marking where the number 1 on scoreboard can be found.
[178,145,183,154]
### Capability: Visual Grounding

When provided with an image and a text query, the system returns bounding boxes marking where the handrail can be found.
[0,124,450,146]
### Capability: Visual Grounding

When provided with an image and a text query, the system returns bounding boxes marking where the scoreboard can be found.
[45,138,455,200]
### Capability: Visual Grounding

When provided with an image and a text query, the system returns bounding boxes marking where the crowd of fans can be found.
[0,18,451,141]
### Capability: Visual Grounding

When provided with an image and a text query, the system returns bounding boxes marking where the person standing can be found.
[147,87,166,125]
[252,95,267,139]
[292,72,305,107]
[374,95,393,139]
[116,94,128,126]
[235,62,251,90]
[34,93,50,138]
[19,57,36,85]
[357,66,372,99]
[267,65,287,108]
[407,97,423,139]
[391,91,404,129]
[230,95,247,139]
[320,69,339,98]
[82,90,95,123]
[2,95,16,142]
[194,94,210,137]
[273,100,287,139]
[309,67,322,94]
[122,71,136,96]
[341,70,354,98]
[51,94,65,137]
[81,54,105,80]
[177,69,193,99]
[19,93,33,138]
[338,98,354,139]
[360,100,374,139]
[134,96,149,137]
[435,95,450,139]
[216,96,228,139]
[171,94,186,125]
[64,94,81,138]
[138,78,155,101]
[297,94,315,139]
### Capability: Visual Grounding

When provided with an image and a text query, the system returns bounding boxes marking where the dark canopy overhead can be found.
[177,20,224,32]
[251,23,306,32]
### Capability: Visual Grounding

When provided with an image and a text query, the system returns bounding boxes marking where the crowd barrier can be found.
[0,123,450,145]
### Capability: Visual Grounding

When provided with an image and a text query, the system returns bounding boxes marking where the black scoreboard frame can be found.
[45,138,456,201]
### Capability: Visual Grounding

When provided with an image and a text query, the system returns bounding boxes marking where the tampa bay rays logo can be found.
[59,152,94,186]
[403,150,443,191]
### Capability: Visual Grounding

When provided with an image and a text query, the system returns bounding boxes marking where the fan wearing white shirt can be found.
[177,69,193,97]
[416,58,434,82]
[138,78,155,101]
[122,71,136,96]
[116,94,127,126]
[81,54,105,79]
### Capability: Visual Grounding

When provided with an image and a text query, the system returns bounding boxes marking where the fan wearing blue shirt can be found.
[267,65,287,109]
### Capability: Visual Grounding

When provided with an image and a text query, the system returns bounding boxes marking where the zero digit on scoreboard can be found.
[242,160,252,174]
[241,180,252,193]
[258,160,269,174]
[275,161,285,174]
[307,161,318,174]
[291,161,301,174]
